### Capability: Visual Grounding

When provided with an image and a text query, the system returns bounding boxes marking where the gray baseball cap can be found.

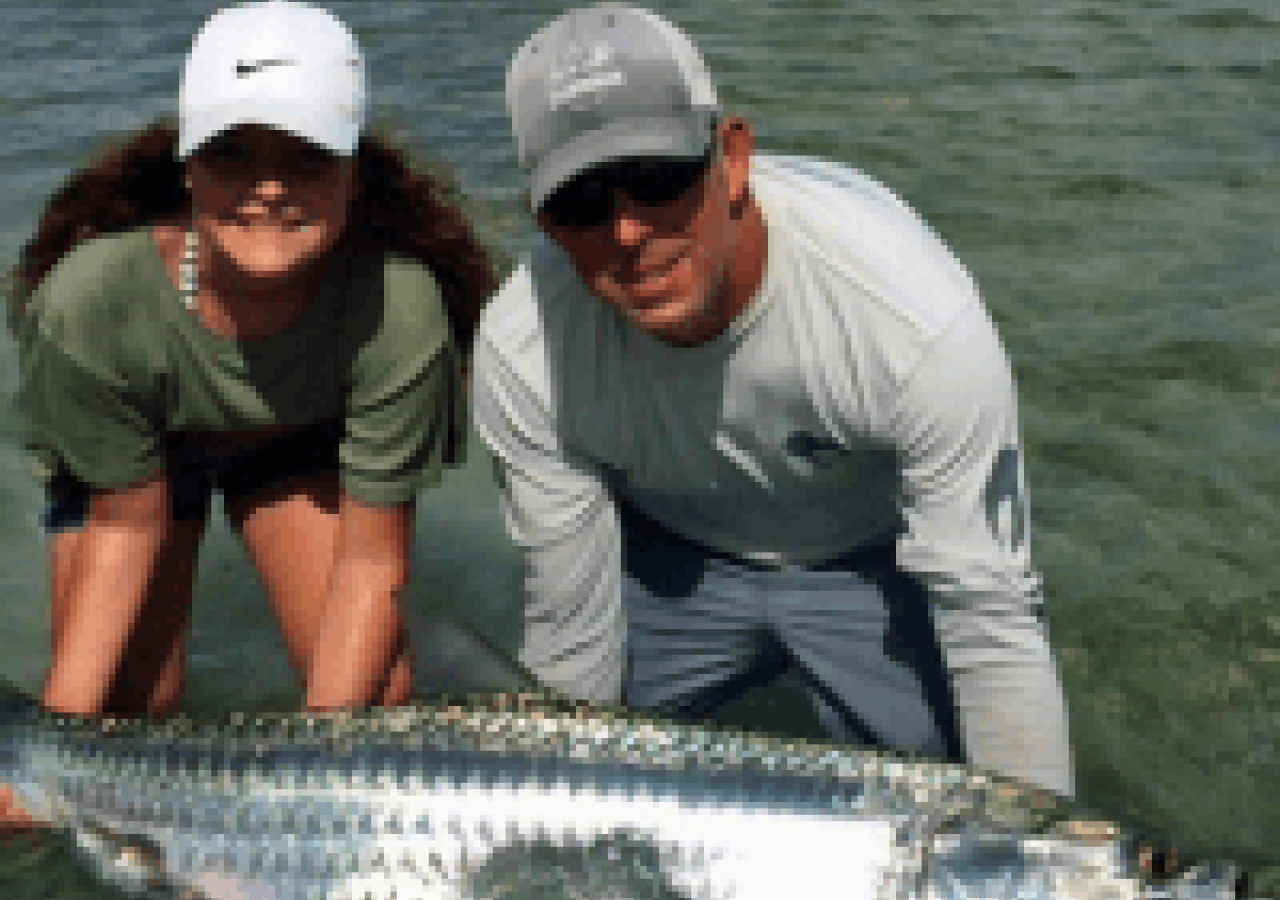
[506,3,721,210]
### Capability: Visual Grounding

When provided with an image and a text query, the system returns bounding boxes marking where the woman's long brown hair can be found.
[8,119,501,467]
[9,118,498,372]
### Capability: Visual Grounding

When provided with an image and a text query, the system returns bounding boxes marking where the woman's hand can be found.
[303,493,416,712]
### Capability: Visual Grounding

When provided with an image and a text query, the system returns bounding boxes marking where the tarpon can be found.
[0,674,1255,900]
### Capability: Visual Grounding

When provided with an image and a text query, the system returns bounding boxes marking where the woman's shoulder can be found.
[380,251,444,307]
[342,248,450,346]
[29,227,165,339]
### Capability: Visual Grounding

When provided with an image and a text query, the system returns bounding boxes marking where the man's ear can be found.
[716,116,756,211]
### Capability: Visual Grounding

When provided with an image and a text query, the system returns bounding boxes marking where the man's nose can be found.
[610,192,654,247]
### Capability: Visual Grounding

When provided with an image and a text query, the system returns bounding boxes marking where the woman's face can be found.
[184,124,358,281]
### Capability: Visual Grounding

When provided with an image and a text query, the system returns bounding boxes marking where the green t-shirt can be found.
[19,227,464,506]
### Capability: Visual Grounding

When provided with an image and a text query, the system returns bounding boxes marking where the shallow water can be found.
[0,0,1275,893]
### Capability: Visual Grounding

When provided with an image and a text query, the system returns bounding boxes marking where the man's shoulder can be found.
[478,237,586,358]
[753,154,914,213]
[478,262,538,351]
[752,154,942,240]
[752,154,979,341]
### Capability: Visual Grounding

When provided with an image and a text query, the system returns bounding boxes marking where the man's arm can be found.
[889,301,1075,796]
[470,322,625,704]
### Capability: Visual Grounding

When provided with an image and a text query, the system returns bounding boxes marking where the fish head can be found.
[71,820,196,898]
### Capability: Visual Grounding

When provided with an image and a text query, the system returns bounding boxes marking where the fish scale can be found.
[0,683,1256,900]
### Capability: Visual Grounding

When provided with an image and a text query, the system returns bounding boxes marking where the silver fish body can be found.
[0,682,1251,900]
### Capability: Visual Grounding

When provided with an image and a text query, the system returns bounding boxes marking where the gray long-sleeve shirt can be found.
[473,154,1052,711]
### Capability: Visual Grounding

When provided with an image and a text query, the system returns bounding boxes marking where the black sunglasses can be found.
[539,148,715,230]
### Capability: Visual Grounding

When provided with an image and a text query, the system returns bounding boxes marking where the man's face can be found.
[536,119,756,345]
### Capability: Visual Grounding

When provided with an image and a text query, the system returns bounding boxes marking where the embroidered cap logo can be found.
[548,41,626,110]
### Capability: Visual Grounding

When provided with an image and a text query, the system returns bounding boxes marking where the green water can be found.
[0,0,1275,894]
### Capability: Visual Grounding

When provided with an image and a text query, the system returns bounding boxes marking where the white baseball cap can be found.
[506,3,721,210]
[178,0,367,159]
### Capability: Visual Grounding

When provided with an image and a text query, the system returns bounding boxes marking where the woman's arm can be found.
[41,472,173,717]
[302,491,415,711]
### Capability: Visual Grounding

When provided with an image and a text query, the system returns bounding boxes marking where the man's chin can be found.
[626,297,718,345]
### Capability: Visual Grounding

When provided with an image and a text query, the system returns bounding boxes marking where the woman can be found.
[6,0,495,724]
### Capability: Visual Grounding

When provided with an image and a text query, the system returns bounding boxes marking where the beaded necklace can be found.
[180,225,199,311]
[179,216,308,312]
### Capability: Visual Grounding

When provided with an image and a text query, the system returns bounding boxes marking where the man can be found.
[474,2,1075,796]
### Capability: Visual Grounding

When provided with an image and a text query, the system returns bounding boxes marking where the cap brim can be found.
[178,100,362,159]
[530,115,712,210]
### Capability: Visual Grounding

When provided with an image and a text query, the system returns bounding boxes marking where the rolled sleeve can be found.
[23,311,165,490]
[341,337,462,506]
[340,258,465,506]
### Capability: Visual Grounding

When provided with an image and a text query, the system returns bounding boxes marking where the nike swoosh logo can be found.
[235,59,297,77]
